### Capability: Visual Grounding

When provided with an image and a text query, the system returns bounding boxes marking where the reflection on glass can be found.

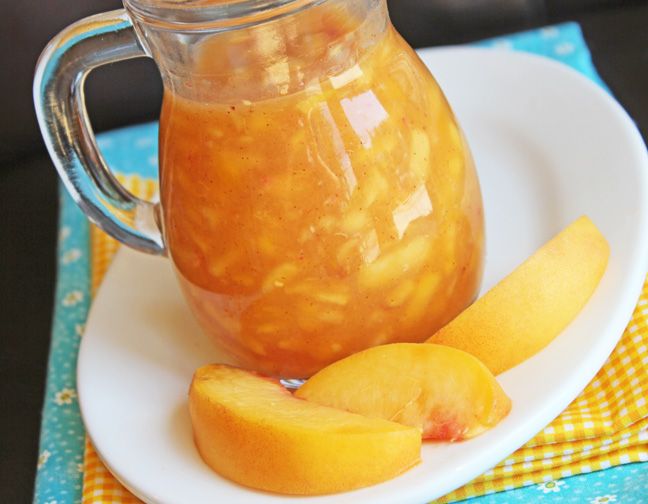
[392,185,434,239]
[341,90,388,149]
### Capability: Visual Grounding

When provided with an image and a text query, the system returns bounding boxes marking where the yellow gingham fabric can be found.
[82,175,156,504]
[82,175,648,503]
[82,439,140,503]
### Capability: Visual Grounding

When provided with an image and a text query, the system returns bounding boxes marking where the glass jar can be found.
[35,0,484,378]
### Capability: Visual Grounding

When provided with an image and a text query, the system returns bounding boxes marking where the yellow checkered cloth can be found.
[82,175,648,503]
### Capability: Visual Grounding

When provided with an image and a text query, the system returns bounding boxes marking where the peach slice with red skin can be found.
[189,364,421,495]
[296,343,511,441]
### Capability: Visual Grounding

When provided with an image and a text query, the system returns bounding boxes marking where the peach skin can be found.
[189,364,421,495]
[296,343,511,441]
[427,216,609,375]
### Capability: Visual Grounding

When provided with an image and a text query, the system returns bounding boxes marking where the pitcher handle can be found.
[34,9,165,255]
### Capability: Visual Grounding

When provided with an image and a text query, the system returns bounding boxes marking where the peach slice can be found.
[427,216,609,375]
[296,343,511,441]
[189,364,421,495]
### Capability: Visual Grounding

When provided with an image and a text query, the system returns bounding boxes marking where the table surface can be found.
[1,4,646,503]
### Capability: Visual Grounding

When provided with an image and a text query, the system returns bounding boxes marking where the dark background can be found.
[1,0,646,501]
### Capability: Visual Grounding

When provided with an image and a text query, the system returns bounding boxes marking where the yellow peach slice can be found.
[427,216,609,375]
[296,343,511,441]
[189,364,421,495]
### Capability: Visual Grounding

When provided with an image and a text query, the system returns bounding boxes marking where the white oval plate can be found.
[78,48,648,504]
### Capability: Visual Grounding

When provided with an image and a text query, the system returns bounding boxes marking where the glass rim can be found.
[124,0,328,30]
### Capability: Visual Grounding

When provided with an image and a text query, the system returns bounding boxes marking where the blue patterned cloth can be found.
[33,22,648,504]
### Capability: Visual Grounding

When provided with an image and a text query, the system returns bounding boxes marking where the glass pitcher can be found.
[35,0,484,379]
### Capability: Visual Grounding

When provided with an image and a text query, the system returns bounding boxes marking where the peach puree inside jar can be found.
[159,7,484,378]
